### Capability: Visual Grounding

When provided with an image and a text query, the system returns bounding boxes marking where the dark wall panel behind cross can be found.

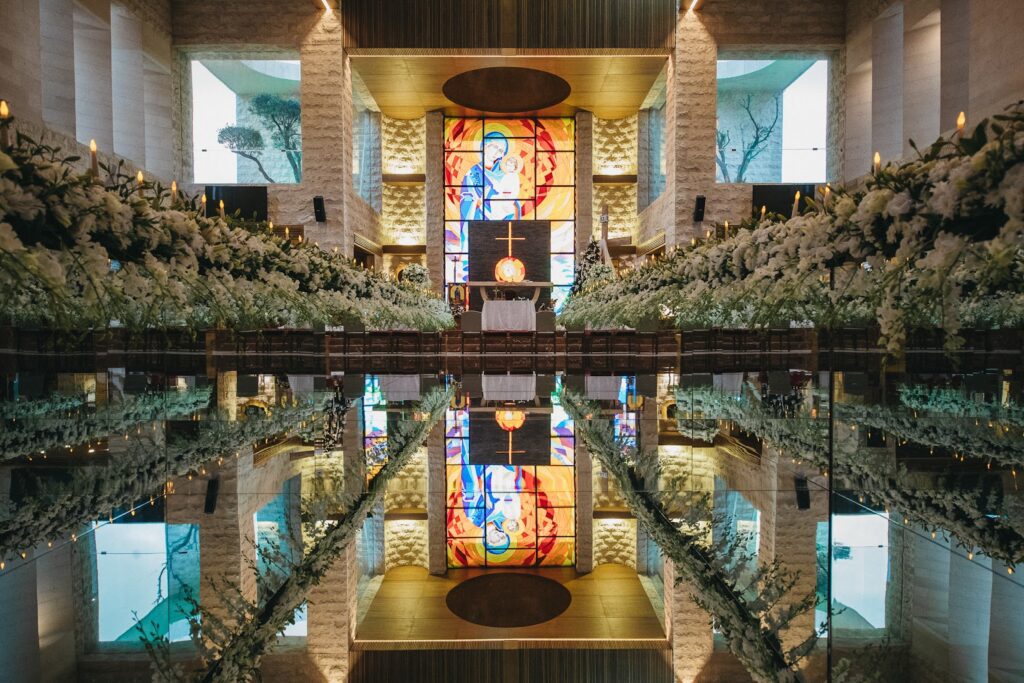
[468,221,550,310]
[341,0,676,49]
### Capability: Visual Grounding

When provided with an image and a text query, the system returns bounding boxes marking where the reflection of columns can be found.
[947,549,992,683]
[35,544,76,682]
[576,440,593,573]
[989,562,1024,681]
[575,111,594,253]
[217,371,237,421]
[0,555,40,682]
[308,543,357,682]
[426,422,446,575]
[424,111,444,295]
[665,560,712,683]
[910,529,950,672]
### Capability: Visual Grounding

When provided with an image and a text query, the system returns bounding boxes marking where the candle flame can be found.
[219,199,224,210]
[956,111,966,130]
[794,190,801,202]
[201,193,207,204]
[171,180,177,193]
[89,139,97,153]
[873,151,881,167]
[136,170,144,183]
[0,100,8,118]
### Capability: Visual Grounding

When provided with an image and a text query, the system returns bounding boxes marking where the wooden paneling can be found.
[341,0,676,50]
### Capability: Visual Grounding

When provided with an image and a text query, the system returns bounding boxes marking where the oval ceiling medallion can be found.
[442,67,571,113]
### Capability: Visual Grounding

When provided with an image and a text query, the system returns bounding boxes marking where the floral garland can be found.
[563,390,814,683]
[677,386,1024,566]
[898,384,1024,427]
[560,105,1024,354]
[0,126,452,332]
[0,392,86,420]
[0,387,213,462]
[0,394,330,561]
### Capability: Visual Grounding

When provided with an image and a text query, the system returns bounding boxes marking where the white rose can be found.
[884,191,913,218]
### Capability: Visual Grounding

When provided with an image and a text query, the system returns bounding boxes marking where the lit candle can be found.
[724,220,729,236]
[823,183,831,208]
[218,199,225,218]
[89,139,99,178]
[792,190,801,217]
[171,180,178,204]
[873,152,881,175]
[760,205,766,221]
[956,111,966,139]
[136,170,145,196]
[284,226,290,240]
[200,193,207,214]
[0,100,9,149]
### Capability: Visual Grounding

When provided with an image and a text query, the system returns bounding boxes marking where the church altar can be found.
[482,300,537,331]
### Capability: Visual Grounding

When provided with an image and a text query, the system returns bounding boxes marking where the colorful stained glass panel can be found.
[535,185,575,220]
[537,151,575,187]
[536,118,575,150]
[484,118,537,139]
[444,222,467,254]
[444,118,483,150]
[551,221,574,252]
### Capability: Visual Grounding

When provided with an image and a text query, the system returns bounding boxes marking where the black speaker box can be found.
[693,195,706,222]
[313,195,327,222]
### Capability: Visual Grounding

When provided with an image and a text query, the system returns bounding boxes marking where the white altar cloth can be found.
[481,300,536,331]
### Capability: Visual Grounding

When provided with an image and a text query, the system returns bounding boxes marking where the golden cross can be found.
[495,221,526,258]
[498,431,526,465]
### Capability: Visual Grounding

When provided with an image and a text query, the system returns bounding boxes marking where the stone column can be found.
[308,543,357,682]
[73,2,114,150]
[988,561,1024,681]
[871,5,905,163]
[574,111,594,254]
[665,560,713,683]
[576,440,593,573]
[947,549,992,682]
[111,4,147,166]
[902,0,941,158]
[39,0,76,137]
[424,111,444,295]
[940,0,970,128]
[426,422,447,574]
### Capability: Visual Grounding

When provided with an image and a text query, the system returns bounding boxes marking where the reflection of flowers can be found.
[0,388,213,462]
[0,395,331,562]
[564,390,814,683]
[138,387,451,681]
[677,386,1024,566]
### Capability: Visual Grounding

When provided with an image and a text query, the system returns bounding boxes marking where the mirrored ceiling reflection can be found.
[0,358,1022,682]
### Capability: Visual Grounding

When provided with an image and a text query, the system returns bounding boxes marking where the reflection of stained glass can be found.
[551,221,574,252]
[486,547,536,567]
[446,437,469,464]
[537,151,575,187]
[447,464,484,507]
[539,538,574,566]
[551,405,573,436]
[485,118,536,139]
[448,538,487,566]
[445,118,483,150]
[539,508,575,536]
[444,222,467,253]
[536,118,575,150]
[536,466,575,506]
[535,185,575,220]
[445,254,468,284]
[551,254,575,285]
[444,151,482,189]
[446,409,469,437]
[550,437,574,466]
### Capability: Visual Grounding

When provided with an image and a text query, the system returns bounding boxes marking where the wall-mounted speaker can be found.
[313,196,327,222]
[795,475,811,510]
[693,195,706,222]
[204,477,220,514]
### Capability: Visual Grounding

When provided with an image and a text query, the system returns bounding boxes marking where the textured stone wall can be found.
[384,519,429,571]
[593,115,637,175]
[382,115,425,174]
[593,518,637,568]
[593,184,638,241]
[385,449,427,510]
[382,183,426,245]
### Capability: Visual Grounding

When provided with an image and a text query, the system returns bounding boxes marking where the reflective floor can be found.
[1,332,1022,682]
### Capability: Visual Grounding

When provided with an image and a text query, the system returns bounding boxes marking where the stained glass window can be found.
[445,383,576,568]
[443,117,576,310]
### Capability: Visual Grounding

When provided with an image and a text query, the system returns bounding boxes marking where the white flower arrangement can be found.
[0,130,453,332]
[560,104,1024,354]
